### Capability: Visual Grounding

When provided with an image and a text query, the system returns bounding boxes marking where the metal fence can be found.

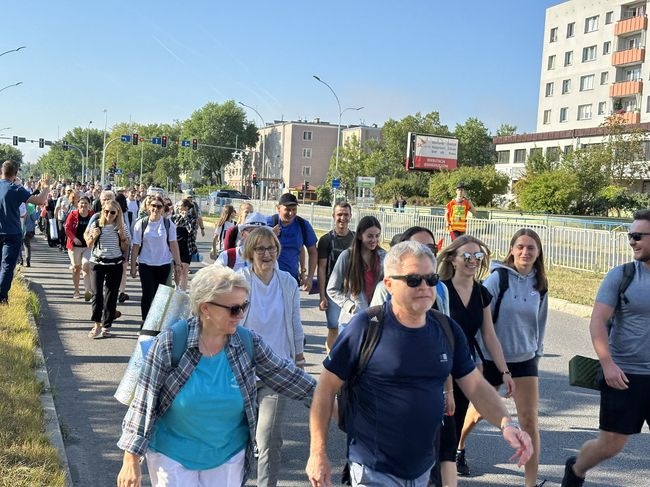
[184,195,632,275]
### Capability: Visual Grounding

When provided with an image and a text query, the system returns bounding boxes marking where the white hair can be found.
[384,241,435,276]
[189,265,250,315]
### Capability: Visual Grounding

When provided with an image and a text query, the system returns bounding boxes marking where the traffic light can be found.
[252,173,258,186]
[39,138,45,148]
[192,138,198,150]
[303,180,309,192]
[62,140,69,151]
[161,135,168,148]
[132,133,139,146]
[12,136,18,146]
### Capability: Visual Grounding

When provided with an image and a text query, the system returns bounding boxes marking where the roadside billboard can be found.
[405,132,458,171]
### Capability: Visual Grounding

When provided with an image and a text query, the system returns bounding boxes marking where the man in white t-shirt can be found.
[215,212,268,272]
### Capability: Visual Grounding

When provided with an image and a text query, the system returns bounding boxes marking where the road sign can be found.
[151,137,161,145]
[332,178,341,189]
[120,135,132,143]
[116,168,123,176]
[356,176,376,188]
[181,140,191,148]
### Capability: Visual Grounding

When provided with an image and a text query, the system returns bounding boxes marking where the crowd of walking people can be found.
[1,159,648,487]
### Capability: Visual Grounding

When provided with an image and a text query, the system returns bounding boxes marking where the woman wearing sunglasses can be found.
[84,200,130,338]
[235,226,305,487]
[458,229,548,487]
[131,195,182,323]
[436,235,513,486]
[327,216,385,329]
[65,195,94,299]
[171,199,195,291]
[117,265,315,487]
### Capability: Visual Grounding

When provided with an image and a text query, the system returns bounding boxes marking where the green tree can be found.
[34,127,104,180]
[428,166,508,206]
[453,117,495,167]
[324,135,368,199]
[601,114,648,186]
[496,123,517,136]
[558,146,609,214]
[524,149,556,176]
[515,169,580,214]
[373,178,425,202]
[0,144,23,165]
[178,101,258,184]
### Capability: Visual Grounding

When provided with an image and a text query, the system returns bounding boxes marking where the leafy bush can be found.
[428,166,508,206]
[515,169,580,214]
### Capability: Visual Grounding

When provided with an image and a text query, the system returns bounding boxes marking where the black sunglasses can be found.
[628,232,650,241]
[207,300,250,316]
[151,204,163,209]
[390,273,439,288]
[103,210,117,215]
[461,251,485,262]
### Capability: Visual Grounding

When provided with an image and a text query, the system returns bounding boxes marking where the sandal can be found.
[100,328,112,338]
[73,291,81,299]
[88,326,102,339]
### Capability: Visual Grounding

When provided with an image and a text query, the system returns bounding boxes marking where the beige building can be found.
[495,0,650,193]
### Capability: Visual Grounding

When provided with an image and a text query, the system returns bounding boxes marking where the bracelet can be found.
[501,420,520,431]
[443,389,453,395]
[502,371,512,375]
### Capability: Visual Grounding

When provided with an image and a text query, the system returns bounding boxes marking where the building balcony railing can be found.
[612,47,646,66]
[615,14,648,36]
[613,110,641,124]
[609,79,643,97]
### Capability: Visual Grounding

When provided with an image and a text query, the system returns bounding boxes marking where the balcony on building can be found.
[612,47,646,66]
[609,79,643,97]
[611,108,641,124]
[615,14,648,35]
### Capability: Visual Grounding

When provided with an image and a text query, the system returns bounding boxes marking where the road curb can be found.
[27,280,73,487]
[548,296,592,319]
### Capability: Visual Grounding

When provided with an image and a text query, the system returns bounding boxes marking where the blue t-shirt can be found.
[148,351,248,470]
[267,215,317,278]
[0,180,31,235]
[324,302,475,480]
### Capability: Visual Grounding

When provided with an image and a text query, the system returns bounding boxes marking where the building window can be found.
[624,5,645,20]
[560,107,569,122]
[545,82,554,97]
[497,150,510,164]
[564,51,573,66]
[627,37,641,49]
[546,147,560,162]
[603,41,611,55]
[543,110,552,124]
[598,101,607,114]
[601,71,609,84]
[578,104,593,120]
[580,74,595,91]
[548,55,556,70]
[564,145,574,155]
[647,96,650,112]
[301,166,311,176]
[562,79,571,94]
[605,11,613,24]
[550,27,558,42]
[582,45,597,62]
[567,22,575,38]
[303,131,312,141]
[625,66,641,80]
[530,147,542,158]
[514,149,526,163]
[302,148,312,158]
[585,15,599,33]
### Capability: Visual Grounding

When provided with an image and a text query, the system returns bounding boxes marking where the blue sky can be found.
[2,0,562,163]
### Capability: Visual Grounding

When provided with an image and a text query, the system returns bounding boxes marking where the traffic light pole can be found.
[100,136,121,186]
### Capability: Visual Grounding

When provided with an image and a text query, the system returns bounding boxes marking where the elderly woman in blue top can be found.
[237,226,305,487]
[117,265,316,487]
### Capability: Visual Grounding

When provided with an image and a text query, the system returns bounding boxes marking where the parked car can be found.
[209,189,250,200]
[146,186,167,197]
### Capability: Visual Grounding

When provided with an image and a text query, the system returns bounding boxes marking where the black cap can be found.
[278,193,298,206]
[456,182,465,189]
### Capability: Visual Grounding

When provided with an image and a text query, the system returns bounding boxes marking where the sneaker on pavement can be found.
[118,292,129,303]
[456,449,470,476]
[561,456,585,487]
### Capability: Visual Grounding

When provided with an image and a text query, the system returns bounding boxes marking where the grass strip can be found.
[0,273,66,487]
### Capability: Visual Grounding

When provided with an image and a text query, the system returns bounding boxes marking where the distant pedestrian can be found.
[171,199,195,291]
[561,210,650,487]
[0,161,49,304]
[215,212,268,272]
[212,204,237,259]
[445,182,476,240]
[21,203,40,267]
[223,202,254,250]
[399,195,407,213]
[64,196,94,299]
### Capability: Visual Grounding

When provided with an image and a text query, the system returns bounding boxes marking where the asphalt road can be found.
[23,229,648,487]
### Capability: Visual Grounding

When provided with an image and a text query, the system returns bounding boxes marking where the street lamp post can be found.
[85,121,92,183]
[0,46,26,58]
[0,81,23,93]
[100,109,108,187]
[238,101,266,200]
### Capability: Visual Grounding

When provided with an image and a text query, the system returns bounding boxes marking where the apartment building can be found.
[495,0,650,192]
[225,120,382,199]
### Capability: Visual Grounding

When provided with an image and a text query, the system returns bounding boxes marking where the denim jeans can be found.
[325,296,341,330]
[349,462,432,487]
[0,233,22,302]
[256,384,287,487]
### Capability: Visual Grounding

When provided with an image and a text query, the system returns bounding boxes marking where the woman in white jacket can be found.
[327,215,386,329]
[236,226,305,487]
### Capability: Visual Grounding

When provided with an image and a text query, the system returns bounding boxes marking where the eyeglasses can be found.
[207,300,250,316]
[254,246,278,255]
[424,243,438,254]
[389,273,439,288]
[461,251,485,262]
[103,210,117,215]
[151,204,163,209]
[628,232,650,241]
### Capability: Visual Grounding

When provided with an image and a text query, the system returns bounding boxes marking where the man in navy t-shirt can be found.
[306,241,533,487]
[268,193,317,289]
[0,160,50,304]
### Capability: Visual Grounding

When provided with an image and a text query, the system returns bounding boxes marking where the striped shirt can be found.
[90,223,125,263]
[117,316,315,483]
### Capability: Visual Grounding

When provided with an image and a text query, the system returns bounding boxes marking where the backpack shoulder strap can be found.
[170,319,189,368]
[296,215,309,245]
[429,309,455,352]
[436,281,447,313]
[271,214,279,227]
[227,247,237,268]
[163,217,171,247]
[236,326,254,361]
[140,217,148,248]
[351,305,384,383]
[616,262,636,310]
[492,267,510,324]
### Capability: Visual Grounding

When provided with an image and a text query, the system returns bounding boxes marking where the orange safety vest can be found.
[446,198,471,233]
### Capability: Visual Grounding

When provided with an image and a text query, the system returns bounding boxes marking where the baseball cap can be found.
[278,193,298,206]
[240,212,268,231]
[456,182,465,189]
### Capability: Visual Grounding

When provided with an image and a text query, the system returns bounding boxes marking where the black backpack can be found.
[607,262,635,331]
[491,267,548,324]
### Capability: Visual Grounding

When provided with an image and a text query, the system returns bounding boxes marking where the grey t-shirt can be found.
[595,260,650,375]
